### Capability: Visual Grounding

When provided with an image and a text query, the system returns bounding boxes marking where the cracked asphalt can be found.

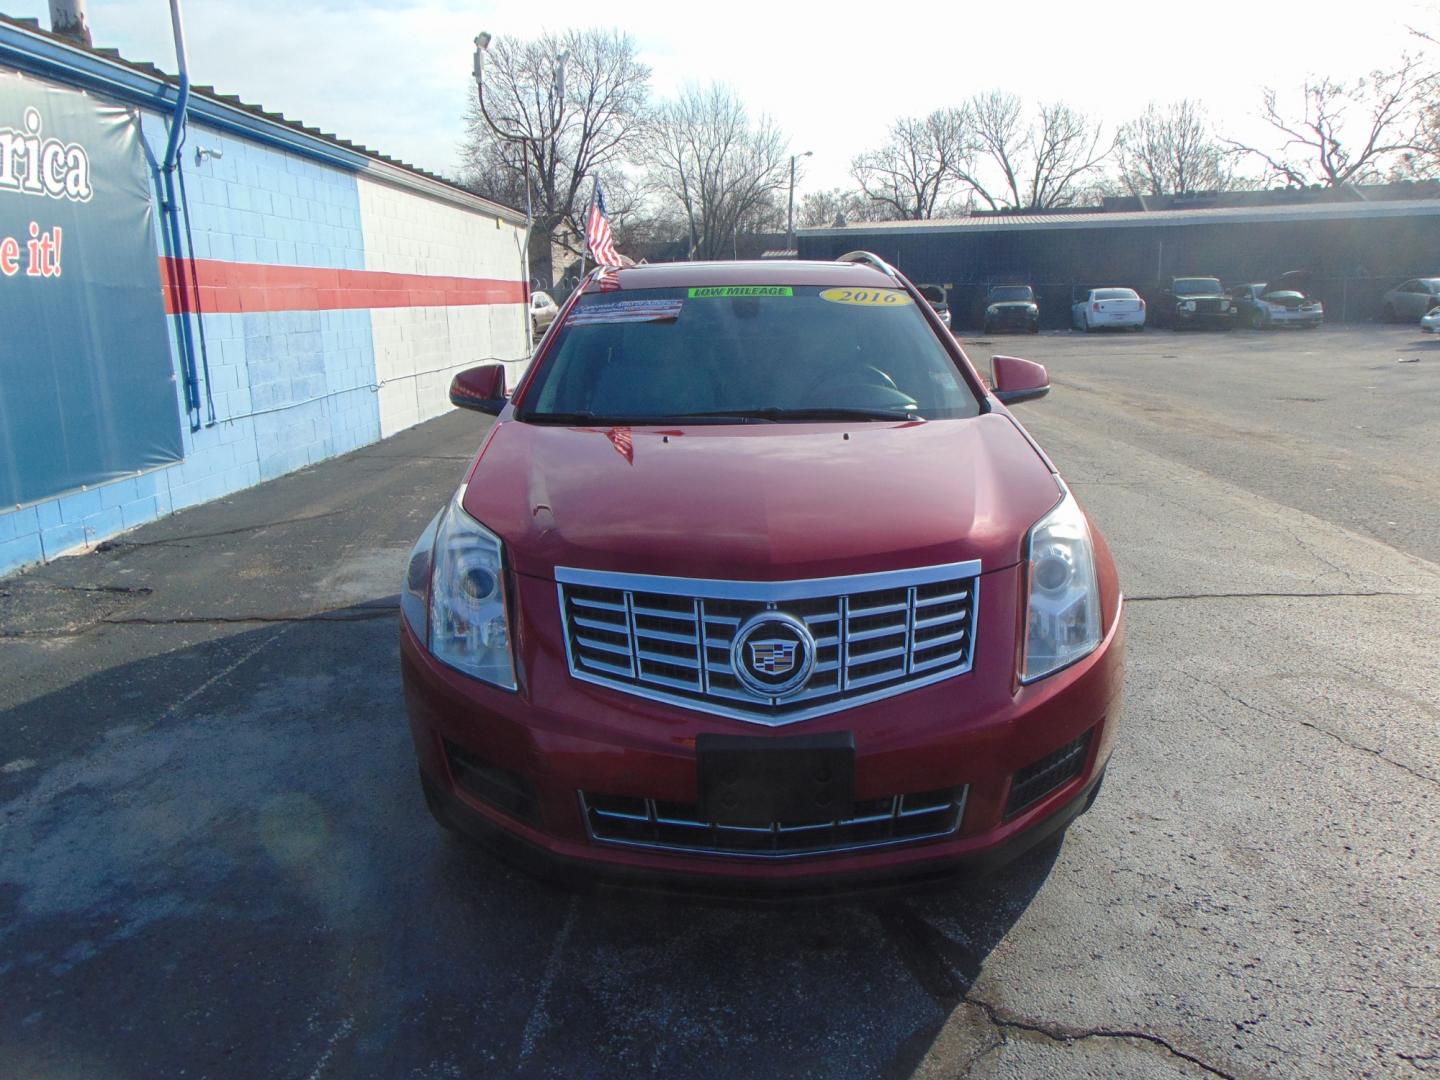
[2,325,1437,1078]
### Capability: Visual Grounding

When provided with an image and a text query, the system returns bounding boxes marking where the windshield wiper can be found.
[519,411,626,425]
[679,407,922,423]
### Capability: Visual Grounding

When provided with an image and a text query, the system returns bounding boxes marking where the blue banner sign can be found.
[0,68,181,509]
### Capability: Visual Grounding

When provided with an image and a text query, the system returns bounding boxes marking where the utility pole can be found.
[473,33,569,353]
[787,150,812,251]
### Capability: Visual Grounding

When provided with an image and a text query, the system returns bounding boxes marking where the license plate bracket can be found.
[697,732,855,826]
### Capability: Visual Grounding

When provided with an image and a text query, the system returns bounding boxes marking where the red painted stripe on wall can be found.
[159,257,528,315]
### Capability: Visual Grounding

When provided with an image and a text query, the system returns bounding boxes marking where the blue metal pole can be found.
[161,0,201,430]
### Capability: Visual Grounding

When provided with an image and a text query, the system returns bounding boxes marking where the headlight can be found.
[1022,487,1102,683]
[986,304,1000,315]
[401,509,442,636]
[1025,303,1038,312]
[427,486,517,690]
[1181,300,1197,311]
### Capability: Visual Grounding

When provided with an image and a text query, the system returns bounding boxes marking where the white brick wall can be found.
[357,177,529,437]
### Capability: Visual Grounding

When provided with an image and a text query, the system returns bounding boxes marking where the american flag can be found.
[586,181,622,268]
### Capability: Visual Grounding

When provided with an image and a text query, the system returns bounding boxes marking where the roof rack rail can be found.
[836,250,901,280]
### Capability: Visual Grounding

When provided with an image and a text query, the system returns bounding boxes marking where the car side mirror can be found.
[449,363,508,416]
[991,355,1050,405]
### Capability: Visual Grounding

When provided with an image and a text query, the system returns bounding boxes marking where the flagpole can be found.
[579,176,593,283]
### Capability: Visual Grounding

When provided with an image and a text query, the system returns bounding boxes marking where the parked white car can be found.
[1072,287,1145,332]
[1421,306,1440,333]
[530,290,559,336]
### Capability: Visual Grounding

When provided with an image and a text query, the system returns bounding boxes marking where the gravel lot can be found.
[1,324,1436,1078]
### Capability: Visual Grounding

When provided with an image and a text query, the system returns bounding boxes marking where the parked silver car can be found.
[1381,278,1440,322]
[1229,282,1323,329]
[530,290,559,336]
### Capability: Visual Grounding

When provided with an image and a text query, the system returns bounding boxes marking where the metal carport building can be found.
[796,198,1440,329]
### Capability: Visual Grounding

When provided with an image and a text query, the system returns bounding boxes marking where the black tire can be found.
[1028,322,1039,334]
[1082,316,1093,333]
[982,322,993,335]
[1383,303,1397,323]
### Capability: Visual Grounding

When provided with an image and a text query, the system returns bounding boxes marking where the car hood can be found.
[989,300,1035,308]
[1262,291,1311,307]
[463,413,1060,582]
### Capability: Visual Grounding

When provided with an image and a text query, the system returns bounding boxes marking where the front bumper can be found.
[1173,307,1234,328]
[400,566,1125,892]
[985,308,1038,329]
[1264,309,1323,327]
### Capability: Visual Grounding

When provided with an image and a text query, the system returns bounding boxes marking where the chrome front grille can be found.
[556,561,980,726]
[581,787,967,858]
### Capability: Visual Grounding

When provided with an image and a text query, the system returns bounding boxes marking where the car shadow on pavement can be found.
[0,603,1060,1079]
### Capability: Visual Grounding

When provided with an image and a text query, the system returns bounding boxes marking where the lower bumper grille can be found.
[582,787,967,858]
[444,740,540,825]
[1005,730,1092,818]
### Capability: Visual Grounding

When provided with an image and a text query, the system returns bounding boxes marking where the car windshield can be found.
[989,286,1034,302]
[519,284,981,423]
[1093,288,1136,300]
[1423,279,1440,291]
[1174,278,1222,295]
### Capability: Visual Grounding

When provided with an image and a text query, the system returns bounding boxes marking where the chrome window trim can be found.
[578,787,968,860]
[554,561,980,601]
[555,560,980,727]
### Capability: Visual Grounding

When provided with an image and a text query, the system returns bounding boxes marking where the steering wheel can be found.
[800,364,919,412]
[801,363,895,396]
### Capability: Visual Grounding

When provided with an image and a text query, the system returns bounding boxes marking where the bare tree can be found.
[797,187,891,228]
[463,29,650,287]
[1115,100,1242,195]
[950,92,1111,210]
[850,109,972,220]
[1228,59,1437,186]
[460,132,528,209]
[645,84,790,260]
[1398,18,1440,177]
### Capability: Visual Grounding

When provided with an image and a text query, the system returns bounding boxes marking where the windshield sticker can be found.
[819,287,912,307]
[687,286,793,298]
[565,299,684,326]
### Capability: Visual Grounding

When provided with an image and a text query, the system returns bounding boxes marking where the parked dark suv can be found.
[1156,276,1235,330]
[983,285,1040,334]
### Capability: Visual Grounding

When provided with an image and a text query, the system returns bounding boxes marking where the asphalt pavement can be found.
[1,324,1436,1078]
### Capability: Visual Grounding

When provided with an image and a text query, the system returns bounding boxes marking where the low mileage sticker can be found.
[820,287,912,307]
[687,286,793,298]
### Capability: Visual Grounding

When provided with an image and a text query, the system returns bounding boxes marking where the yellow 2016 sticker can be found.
[819,287,913,307]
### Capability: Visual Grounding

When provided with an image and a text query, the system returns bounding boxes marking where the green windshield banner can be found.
[688,286,793,298]
[0,69,181,508]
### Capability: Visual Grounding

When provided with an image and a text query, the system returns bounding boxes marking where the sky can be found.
[4,0,1434,196]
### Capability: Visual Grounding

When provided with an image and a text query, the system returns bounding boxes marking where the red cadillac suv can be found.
[399,254,1125,894]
